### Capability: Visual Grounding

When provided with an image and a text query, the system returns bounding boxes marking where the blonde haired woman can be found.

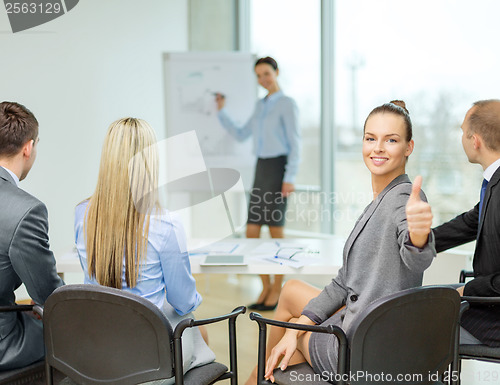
[74,118,215,382]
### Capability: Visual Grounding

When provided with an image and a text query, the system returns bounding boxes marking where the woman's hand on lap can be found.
[265,329,298,382]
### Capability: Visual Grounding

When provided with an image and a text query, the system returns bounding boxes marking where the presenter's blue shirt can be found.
[74,201,201,316]
[217,90,301,183]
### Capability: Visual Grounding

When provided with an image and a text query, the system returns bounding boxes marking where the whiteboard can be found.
[163,52,257,190]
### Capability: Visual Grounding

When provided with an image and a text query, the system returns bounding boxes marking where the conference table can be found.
[55,236,473,282]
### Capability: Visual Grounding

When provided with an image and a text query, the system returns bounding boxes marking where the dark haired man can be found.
[0,101,63,370]
[433,99,500,347]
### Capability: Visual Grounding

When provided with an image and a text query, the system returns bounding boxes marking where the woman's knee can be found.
[279,280,321,311]
[280,279,310,305]
[281,279,304,297]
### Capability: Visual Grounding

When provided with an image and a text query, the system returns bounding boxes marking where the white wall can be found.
[0,0,188,255]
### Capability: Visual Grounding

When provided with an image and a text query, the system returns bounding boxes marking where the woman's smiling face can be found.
[362,112,414,180]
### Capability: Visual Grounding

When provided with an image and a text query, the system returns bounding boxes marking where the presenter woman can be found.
[215,56,301,311]
[74,118,215,381]
[244,101,436,384]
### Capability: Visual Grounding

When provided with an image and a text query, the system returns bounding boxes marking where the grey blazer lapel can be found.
[343,174,411,258]
[478,167,500,236]
[0,166,16,186]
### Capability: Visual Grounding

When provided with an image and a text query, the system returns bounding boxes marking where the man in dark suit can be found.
[433,99,500,347]
[0,101,64,370]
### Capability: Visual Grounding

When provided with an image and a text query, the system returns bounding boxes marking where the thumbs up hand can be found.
[405,176,433,248]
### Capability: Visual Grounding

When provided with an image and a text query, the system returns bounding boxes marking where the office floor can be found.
[192,273,264,383]
[193,273,500,385]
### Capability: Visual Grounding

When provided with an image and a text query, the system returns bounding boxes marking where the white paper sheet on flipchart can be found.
[190,241,242,255]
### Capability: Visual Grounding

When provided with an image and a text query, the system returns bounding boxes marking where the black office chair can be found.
[250,286,466,385]
[42,284,246,385]
[456,270,500,383]
[0,304,45,385]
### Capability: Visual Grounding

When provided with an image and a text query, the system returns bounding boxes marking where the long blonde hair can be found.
[84,118,159,288]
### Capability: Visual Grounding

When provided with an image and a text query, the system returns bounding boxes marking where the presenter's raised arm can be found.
[216,96,255,142]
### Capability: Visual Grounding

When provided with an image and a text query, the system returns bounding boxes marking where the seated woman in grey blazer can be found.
[245,100,436,384]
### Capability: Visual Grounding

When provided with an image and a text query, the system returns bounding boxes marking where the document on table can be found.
[250,242,319,269]
[263,255,306,268]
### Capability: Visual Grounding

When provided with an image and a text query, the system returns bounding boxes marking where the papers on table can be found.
[249,242,321,269]
[262,256,306,268]
[188,240,326,269]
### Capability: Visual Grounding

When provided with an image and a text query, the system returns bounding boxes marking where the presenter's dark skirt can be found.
[247,156,288,227]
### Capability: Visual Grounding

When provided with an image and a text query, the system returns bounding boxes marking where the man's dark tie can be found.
[479,178,489,219]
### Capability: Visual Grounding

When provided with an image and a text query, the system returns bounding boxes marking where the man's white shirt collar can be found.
[1,166,19,186]
[484,158,500,182]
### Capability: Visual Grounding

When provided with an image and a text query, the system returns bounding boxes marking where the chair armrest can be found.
[0,304,34,313]
[461,296,500,305]
[458,271,500,305]
[173,305,246,338]
[459,270,474,283]
[250,311,344,335]
[0,304,44,320]
[191,305,246,327]
[249,312,348,385]
[33,304,44,318]
[460,301,470,316]
[172,306,246,385]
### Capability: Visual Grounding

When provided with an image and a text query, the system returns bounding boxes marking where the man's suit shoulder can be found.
[0,179,48,243]
[1,179,46,215]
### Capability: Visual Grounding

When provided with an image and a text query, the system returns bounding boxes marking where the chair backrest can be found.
[347,286,460,385]
[43,284,175,385]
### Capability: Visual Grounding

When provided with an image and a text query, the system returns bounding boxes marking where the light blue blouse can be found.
[217,90,301,184]
[74,201,202,316]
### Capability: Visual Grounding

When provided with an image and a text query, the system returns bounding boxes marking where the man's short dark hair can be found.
[0,101,39,158]
[469,99,500,152]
